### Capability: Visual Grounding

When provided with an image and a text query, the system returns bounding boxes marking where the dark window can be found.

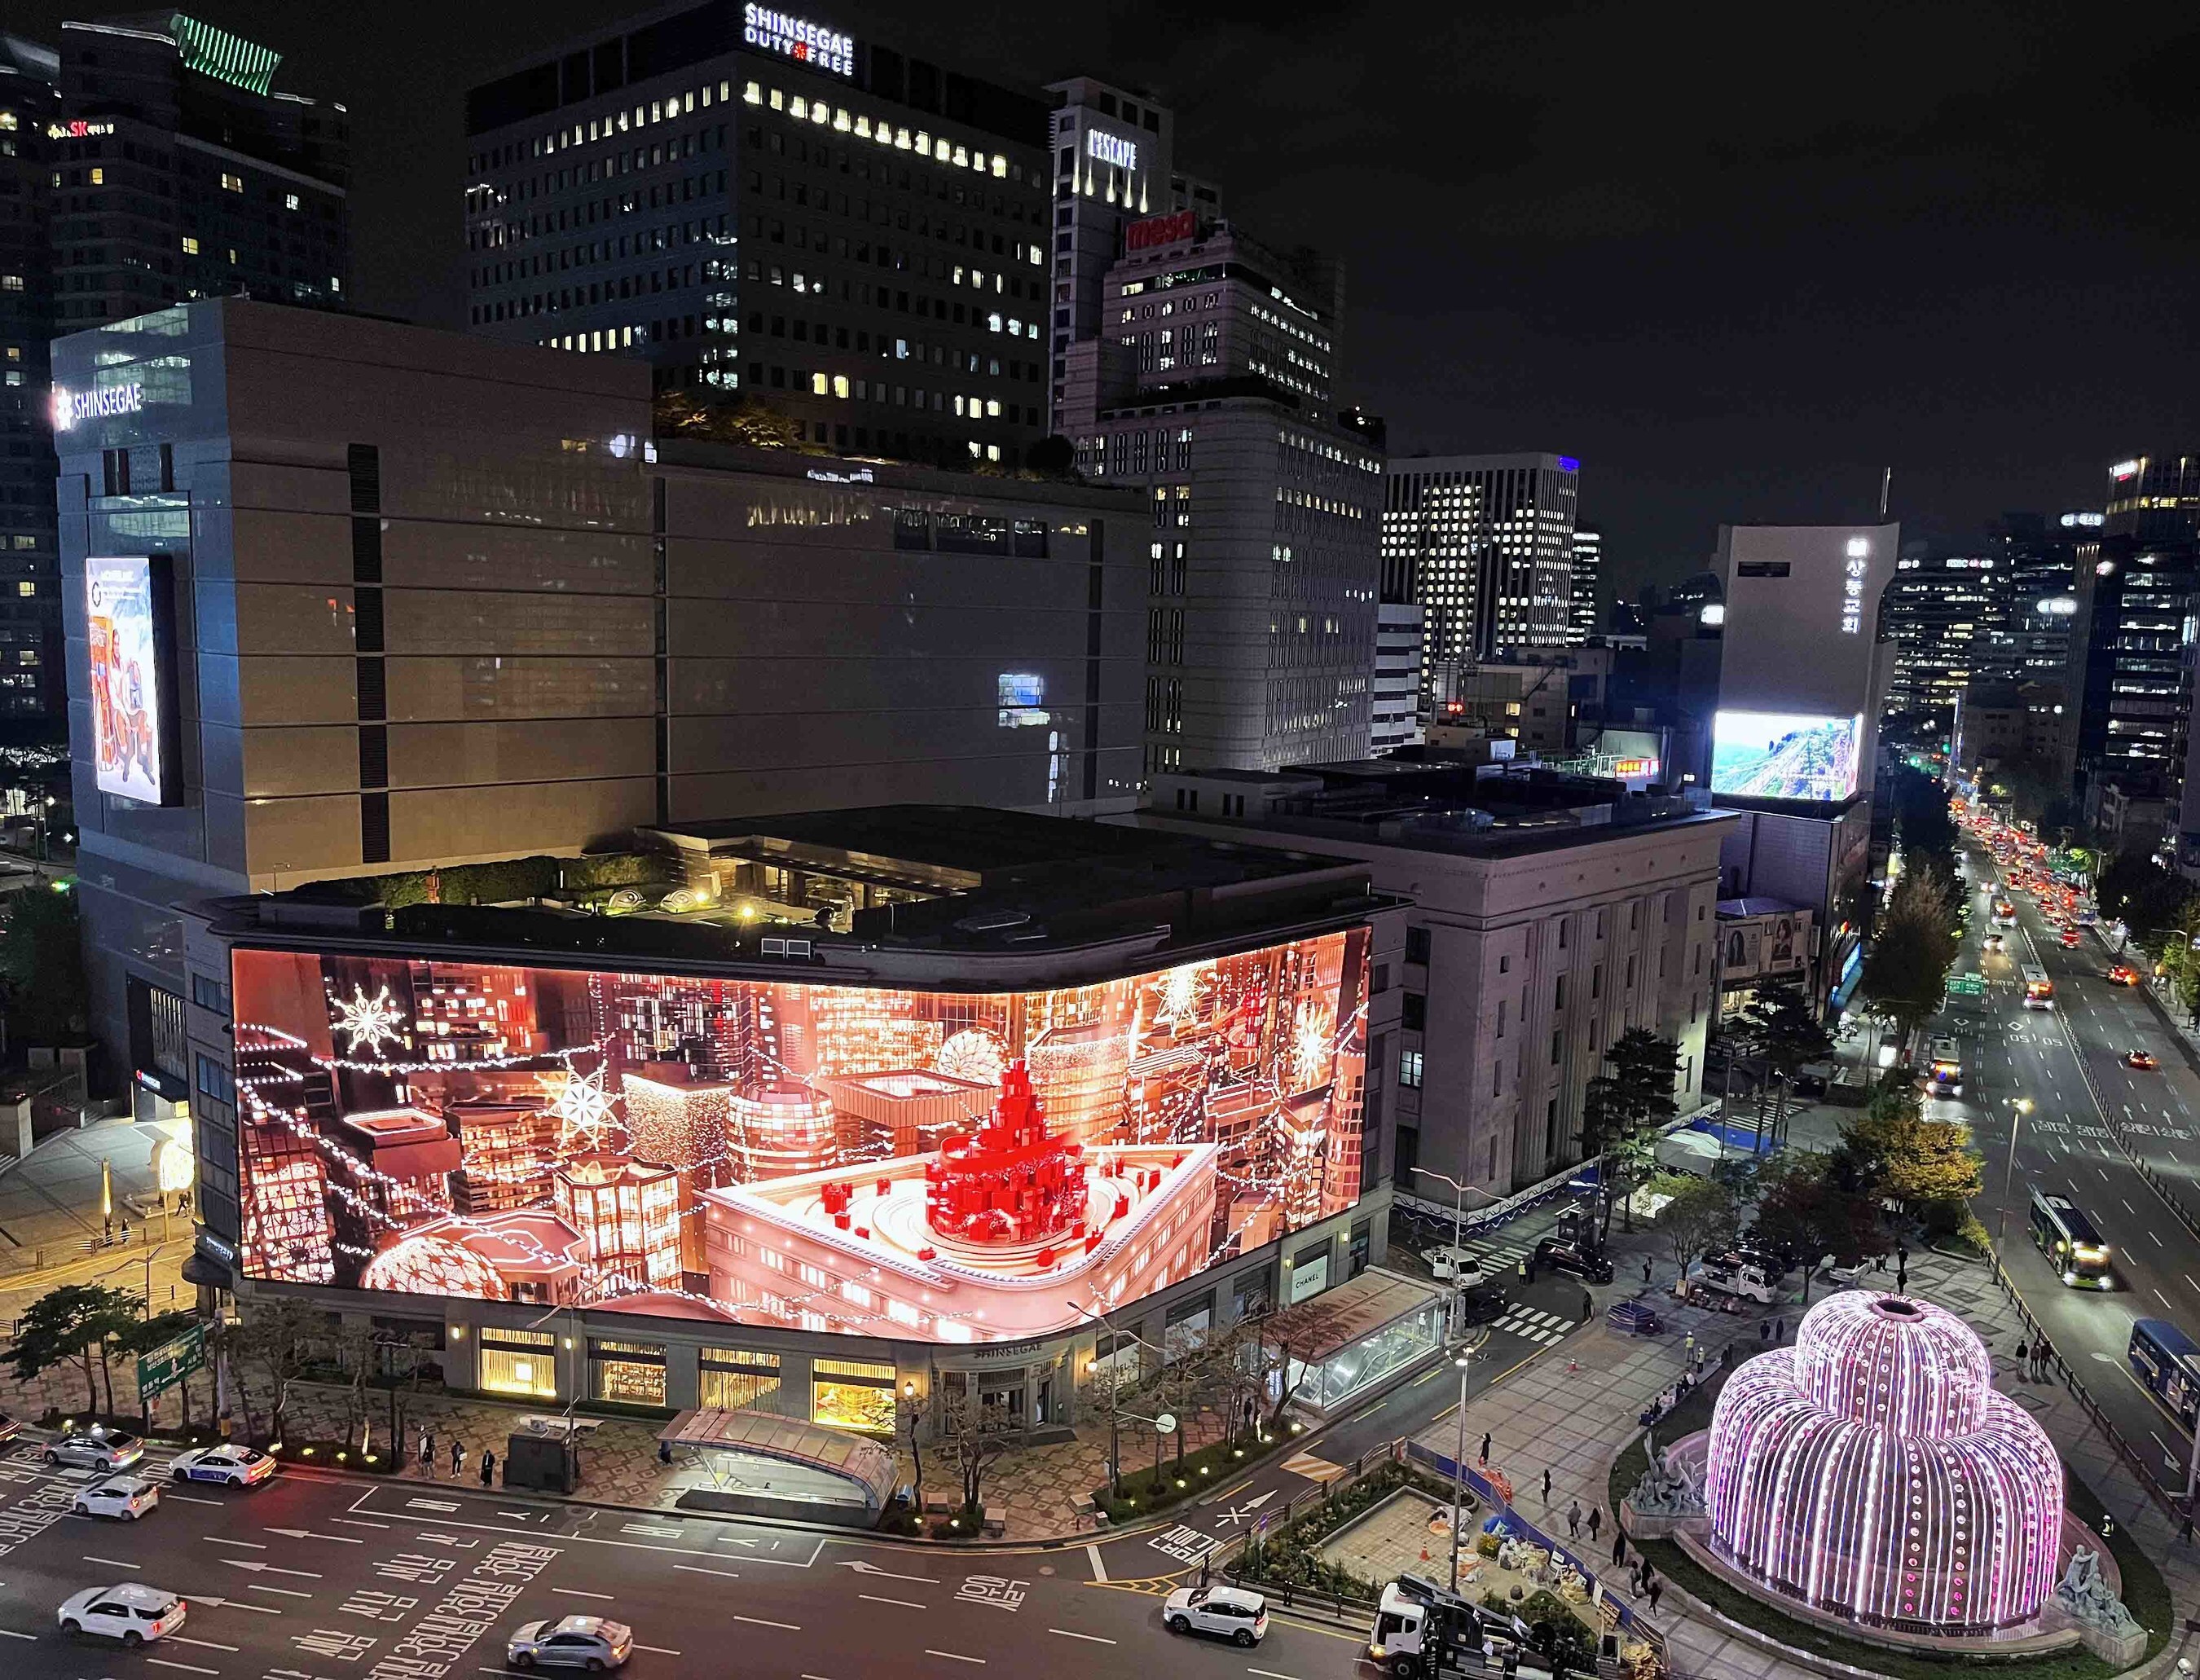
[1405,926,1431,965]
[1401,992,1426,1032]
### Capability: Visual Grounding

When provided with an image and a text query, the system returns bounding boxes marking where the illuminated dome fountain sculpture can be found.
[1704,1291,2061,1635]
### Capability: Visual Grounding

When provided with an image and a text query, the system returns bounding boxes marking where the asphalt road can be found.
[0,1218,1601,1680]
[1951,832,2200,1489]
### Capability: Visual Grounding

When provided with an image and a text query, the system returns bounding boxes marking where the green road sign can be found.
[136,1322,206,1399]
[1947,973,1984,997]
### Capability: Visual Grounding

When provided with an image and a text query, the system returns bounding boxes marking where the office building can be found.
[1569,528,1601,644]
[1386,453,1581,712]
[1879,549,2004,729]
[1058,213,1382,772]
[1432,648,1613,758]
[463,5,1054,468]
[2072,457,2200,828]
[0,15,345,733]
[1141,759,1729,1198]
[189,807,1405,1443]
[1372,602,1423,754]
[53,299,1147,1110]
[1952,680,2069,782]
[1979,512,2085,691]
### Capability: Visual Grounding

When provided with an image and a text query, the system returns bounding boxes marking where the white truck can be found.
[1369,1575,1539,1680]
[1423,1247,1485,1285]
[1692,1249,1780,1304]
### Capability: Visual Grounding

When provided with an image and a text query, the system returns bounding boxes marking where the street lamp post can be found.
[1996,1097,2034,1247]
[1448,1345,1486,1592]
[1410,1167,1497,1336]
[1071,1295,1165,1495]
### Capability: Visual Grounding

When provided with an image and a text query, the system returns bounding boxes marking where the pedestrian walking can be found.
[1720,1341,1734,1370]
[1759,1318,1771,1345]
[1774,1317,1785,1344]
[1873,1251,1887,1273]
[1480,1431,1492,1466]
[420,1429,435,1477]
[1684,1332,1696,1366]
[1612,1530,1626,1568]
[1199,1553,1212,1588]
[479,1449,495,1488]
[1587,1506,1602,1541]
[1643,1256,1653,1286]
[1647,1579,1663,1615]
[2013,1339,2029,1378]
[1630,1563,1644,1595]
[1580,1288,1594,1324]
[1895,1264,1908,1294]
[1542,1467,1553,1503]
[1567,1500,1582,1539]
[1523,1256,1536,1285]
[450,1438,464,1478]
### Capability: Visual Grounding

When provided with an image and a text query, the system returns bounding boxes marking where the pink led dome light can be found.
[1704,1291,2061,1633]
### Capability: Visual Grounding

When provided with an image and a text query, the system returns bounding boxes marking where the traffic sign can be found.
[1948,973,1984,997]
[136,1321,206,1399]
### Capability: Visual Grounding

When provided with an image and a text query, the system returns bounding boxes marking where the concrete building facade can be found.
[54,299,1146,1105]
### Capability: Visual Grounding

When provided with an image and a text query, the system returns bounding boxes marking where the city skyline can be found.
[15,0,2189,607]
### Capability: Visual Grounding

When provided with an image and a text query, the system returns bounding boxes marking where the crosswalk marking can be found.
[1281,1451,1344,1482]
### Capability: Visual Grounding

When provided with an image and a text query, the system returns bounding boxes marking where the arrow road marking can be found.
[266,1526,363,1544]
[225,1559,319,1578]
[1214,1490,1277,1527]
[838,1559,939,1584]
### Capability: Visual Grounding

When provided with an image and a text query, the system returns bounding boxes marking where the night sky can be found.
[23,1,2200,606]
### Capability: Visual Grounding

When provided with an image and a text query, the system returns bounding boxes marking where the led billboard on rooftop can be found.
[1710,710,1863,803]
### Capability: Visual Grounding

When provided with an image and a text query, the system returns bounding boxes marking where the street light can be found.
[1996,1097,2034,1247]
[1448,1344,1488,1592]
[1071,1294,1166,1494]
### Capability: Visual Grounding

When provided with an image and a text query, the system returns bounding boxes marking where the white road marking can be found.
[552,1589,614,1601]
[925,1651,986,1665]
[633,1646,682,1656]
[733,1614,800,1630]
[1086,1544,1107,1583]
[81,1554,134,1567]
[166,1494,221,1506]
[145,1659,220,1676]
[1050,1629,1116,1644]
[860,1594,926,1610]
[673,1563,741,1581]
[0,1629,35,1640]
[327,1517,389,1529]
[2157,1290,2176,1310]
[349,1502,820,1568]
[621,1524,681,1537]
[169,1635,241,1651]
[406,1499,459,1513]
[245,1585,313,1599]
[1249,1669,1305,1680]
[204,1537,265,1549]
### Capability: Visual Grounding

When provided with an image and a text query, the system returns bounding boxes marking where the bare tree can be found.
[936,1387,1018,1517]
[234,1296,328,1441]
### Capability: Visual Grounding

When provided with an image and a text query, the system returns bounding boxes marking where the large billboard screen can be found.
[86,555,173,805]
[229,932,1371,1345]
[1711,710,1863,802]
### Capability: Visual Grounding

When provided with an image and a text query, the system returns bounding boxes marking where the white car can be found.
[507,1615,635,1670]
[73,1475,160,1520]
[1164,1585,1269,1647]
[58,1582,187,1647]
[169,1443,277,1488]
[45,1429,143,1471]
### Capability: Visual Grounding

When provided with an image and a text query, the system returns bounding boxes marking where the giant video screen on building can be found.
[1710,710,1864,803]
[229,930,1371,1344]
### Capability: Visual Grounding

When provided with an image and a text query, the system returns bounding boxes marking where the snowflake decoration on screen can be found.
[548,1064,615,1151]
[334,984,406,1057]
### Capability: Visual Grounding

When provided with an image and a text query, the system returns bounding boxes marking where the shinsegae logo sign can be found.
[742,4,855,77]
[51,382,145,430]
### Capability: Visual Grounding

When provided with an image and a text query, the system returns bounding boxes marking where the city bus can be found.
[2030,1186,2114,1288]
[2021,963,2054,1009]
[1925,1037,1964,1097]
[2129,1319,2200,1432]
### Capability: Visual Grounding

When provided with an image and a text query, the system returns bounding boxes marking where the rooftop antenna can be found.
[1877,467,1892,522]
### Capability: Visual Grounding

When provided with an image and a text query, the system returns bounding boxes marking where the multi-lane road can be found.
[1948,830,2200,1491]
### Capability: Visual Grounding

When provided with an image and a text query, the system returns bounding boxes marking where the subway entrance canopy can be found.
[658,1408,899,1528]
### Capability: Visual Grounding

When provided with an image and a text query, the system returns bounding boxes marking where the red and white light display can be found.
[1705,1291,2062,1633]
[923,1062,1085,1247]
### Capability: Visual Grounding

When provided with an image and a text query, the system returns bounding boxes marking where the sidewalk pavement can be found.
[1432,1236,2200,1680]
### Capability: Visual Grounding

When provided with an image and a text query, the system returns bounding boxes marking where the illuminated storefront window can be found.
[588,1338,667,1408]
[699,1347,781,1410]
[812,1357,896,1433]
[478,1326,557,1401]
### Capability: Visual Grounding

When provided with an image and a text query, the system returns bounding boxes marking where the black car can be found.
[1457,1283,1509,1327]
[1533,1238,1615,1285]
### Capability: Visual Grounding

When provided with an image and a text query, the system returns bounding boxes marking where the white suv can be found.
[1164,1585,1269,1647]
[59,1582,186,1647]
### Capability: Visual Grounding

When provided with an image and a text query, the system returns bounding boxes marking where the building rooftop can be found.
[1148,760,1733,861]
[209,805,1395,990]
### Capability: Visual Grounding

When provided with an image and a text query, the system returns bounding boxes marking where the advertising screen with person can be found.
[86,556,169,804]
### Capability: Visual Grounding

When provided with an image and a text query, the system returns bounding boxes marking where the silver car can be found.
[46,1428,144,1471]
[508,1614,634,1671]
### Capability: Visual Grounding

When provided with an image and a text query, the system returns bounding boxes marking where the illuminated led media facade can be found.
[1705,1291,2061,1634]
[228,930,1371,1348]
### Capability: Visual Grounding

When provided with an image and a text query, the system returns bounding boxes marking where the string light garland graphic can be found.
[1703,1291,2061,1634]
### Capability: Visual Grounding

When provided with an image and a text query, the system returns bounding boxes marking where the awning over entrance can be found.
[658,1407,898,1526]
[1276,1270,1445,1418]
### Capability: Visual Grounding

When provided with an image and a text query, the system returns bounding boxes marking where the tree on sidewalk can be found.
[1649,1173,1738,1278]
[2097,849,2195,959]
[1581,1028,1683,1236]
[1836,1084,1982,1226]
[936,1387,1018,1517]
[1749,1150,1888,1303]
[234,1295,328,1441]
[10,1282,142,1416]
[1740,987,1835,1150]
[1860,868,1961,1058]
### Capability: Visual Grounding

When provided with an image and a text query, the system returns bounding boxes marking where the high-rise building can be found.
[0,15,345,732]
[1371,603,1423,754]
[1055,207,1381,773]
[1385,452,1580,713]
[1981,512,2086,690]
[461,7,1054,470]
[1879,549,2005,730]
[2073,457,2200,820]
[1568,529,1601,644]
